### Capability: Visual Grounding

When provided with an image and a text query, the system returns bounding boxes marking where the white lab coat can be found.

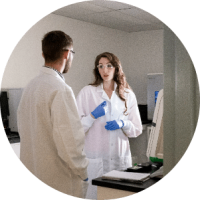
[76,83,143,199]
[17,67,89,198]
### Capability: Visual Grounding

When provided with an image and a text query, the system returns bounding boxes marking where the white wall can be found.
[1,13,163,104]
[126,30,164,104]
[1,14,128,95]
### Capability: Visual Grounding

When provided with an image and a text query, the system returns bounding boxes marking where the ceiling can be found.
[52,0,164,33]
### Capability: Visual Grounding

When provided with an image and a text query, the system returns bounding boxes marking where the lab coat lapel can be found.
[96,83,110,101]
[102,91,109,101]
[111,84,125,119]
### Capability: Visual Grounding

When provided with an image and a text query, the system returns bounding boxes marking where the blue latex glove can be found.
[84,178,88,181]
[91,101,107,119]
[105,120,124,131]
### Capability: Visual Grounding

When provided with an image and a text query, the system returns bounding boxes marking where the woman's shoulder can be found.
[125,88,136,99]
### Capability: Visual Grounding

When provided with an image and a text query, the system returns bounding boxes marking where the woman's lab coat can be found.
[17,67,89,198]
[76,83,143,199]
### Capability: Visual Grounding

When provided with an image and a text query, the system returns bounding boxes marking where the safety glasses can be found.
[97,64,114,70]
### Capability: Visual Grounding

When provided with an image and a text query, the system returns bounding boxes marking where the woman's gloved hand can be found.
[91,101,107,119]
[105,120,124,130]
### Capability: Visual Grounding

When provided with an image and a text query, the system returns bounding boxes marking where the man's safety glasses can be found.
[63,49,75,55]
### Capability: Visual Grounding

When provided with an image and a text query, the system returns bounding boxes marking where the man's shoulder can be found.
[78,85,96,95]
[81,85,96,91]
[24,74,69,93]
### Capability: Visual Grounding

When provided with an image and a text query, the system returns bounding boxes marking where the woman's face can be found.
[98,57,115,83]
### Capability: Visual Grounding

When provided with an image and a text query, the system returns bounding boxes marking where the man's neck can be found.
[45,61,64,73]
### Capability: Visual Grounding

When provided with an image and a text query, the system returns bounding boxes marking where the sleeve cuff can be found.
[122,120,132,131]
[86,113,96,123]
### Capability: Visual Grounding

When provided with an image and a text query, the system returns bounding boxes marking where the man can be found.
[17,31,89,198]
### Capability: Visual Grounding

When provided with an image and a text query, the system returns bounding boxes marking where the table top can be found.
[92,166,162,193]
[92,176,161,193]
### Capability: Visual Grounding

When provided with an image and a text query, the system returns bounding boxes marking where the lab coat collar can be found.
[96,82,117,93]
[96,82,118,101]
[40,67,65,82]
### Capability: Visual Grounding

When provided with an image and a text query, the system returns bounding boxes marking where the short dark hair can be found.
[42,31,73,63]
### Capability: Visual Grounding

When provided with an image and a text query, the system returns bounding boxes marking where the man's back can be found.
[17,67,88,196]
[18,67,65,173]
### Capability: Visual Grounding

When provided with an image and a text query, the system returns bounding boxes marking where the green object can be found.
[134,163,137,166]
[150,157,163,163]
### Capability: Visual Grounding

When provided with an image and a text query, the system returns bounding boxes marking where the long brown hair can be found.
[90,52,131,115]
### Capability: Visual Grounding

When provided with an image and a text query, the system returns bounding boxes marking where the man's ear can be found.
[42,52,44,58]
[63,50,70,60]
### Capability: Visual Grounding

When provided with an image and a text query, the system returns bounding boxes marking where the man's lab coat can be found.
[17,67,89,198]
[76,83,143,199]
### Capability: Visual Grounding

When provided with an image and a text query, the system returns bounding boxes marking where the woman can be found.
[76,52,142,199]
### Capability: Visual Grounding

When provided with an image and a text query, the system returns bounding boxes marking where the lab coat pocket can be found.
[86,158,103,199]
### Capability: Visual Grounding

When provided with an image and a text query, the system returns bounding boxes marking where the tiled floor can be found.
[10,143,20,159]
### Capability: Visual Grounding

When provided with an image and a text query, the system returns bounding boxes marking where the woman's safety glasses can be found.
[97,64,114,70]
